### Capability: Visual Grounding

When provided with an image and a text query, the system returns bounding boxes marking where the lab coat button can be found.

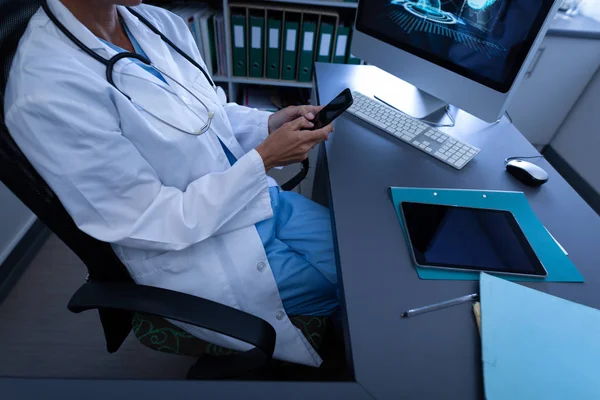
[276,310,285,320]
[257,262,266,271]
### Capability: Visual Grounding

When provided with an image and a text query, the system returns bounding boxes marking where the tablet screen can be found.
[400,202,546,277]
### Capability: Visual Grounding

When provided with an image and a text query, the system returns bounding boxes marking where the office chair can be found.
[0,0,331,380]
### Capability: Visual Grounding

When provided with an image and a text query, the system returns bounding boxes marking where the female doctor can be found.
[4,0,337,367]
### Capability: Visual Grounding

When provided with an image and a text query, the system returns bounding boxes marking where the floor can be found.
[0,233,195,379]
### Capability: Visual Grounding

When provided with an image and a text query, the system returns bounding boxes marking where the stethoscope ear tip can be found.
[207,111,215,119]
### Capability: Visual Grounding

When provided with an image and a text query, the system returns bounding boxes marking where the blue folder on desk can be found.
[480,273,600,399]
[389,187,583,282]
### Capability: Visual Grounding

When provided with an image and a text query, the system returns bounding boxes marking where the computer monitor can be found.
[352,0,562,122]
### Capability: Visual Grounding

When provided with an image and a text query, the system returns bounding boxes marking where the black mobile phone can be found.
[311,88,354,130]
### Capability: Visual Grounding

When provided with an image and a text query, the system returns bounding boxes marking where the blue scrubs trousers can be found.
[256,187,339,316]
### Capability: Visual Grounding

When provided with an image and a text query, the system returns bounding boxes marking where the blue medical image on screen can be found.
[358,0,549,88]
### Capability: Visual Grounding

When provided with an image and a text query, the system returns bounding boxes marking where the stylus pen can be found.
[401,293,479,318]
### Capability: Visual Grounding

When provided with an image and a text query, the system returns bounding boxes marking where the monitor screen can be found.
[356,0,556,93]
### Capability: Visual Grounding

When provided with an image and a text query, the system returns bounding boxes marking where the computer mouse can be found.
[506,159,549,187]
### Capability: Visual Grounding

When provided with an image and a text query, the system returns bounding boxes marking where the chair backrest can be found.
[0,0,133,353]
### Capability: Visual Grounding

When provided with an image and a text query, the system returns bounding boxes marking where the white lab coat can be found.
[4,0,322,367]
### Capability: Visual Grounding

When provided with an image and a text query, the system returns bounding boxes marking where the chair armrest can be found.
[280,158,309,192]
[68,282,276,363]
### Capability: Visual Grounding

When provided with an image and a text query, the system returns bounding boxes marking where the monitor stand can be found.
[375,78,448,120]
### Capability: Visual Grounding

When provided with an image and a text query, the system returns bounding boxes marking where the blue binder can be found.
[480,273,600,399]
[389,187,583,282]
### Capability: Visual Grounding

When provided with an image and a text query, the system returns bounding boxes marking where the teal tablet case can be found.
[389,187,584,282]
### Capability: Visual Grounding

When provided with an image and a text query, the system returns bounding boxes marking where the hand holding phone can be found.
[256,91,351,170]
[256,116,333,171]
[311,88,354,130]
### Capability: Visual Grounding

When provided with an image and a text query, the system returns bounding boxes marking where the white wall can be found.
[551,68,600,192]
[0,182,36,265]
[581,2,600,22]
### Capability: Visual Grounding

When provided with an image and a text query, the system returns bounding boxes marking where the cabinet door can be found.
[508,36,600,146]
[551,70,600,193]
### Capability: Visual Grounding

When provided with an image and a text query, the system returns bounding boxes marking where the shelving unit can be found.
[229,76,314,88]
[223,0,359,96]
[212,75,230,83]
[153,0,359,96]
[261,0,358,8]
[221,0,357,195]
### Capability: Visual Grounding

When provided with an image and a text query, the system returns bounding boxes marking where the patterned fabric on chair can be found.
[132,313,332,358]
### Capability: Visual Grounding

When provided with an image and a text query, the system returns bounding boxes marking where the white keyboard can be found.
[346,91,480,170]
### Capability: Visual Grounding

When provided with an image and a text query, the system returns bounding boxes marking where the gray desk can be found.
[3,64,600,400]
[312,63,600,400]
[548,12,600,40]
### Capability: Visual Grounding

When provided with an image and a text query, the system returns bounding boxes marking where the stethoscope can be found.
[41,0,216,136]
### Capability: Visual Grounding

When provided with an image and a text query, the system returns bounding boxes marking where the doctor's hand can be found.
[267,105,324,134]
[256,117,333,172]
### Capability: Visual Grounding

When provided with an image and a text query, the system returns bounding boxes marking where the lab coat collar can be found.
[45,0,113,57]
[45,1,185,92]
[116,5,189,96]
